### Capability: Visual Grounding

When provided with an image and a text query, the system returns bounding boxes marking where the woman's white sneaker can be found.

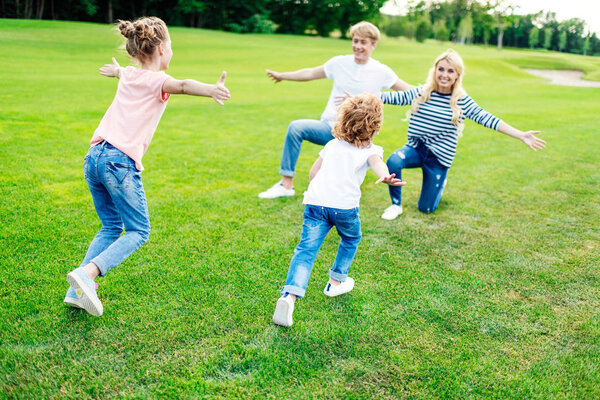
[323,277,355,297]
[258,183,295,199]
[273,294,294,327]
[381,204,403,220]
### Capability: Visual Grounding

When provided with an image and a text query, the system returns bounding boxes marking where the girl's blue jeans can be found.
[79,141,150,277]
[279,119,333,177]
[386,142,450,213]
[281,205,362,298]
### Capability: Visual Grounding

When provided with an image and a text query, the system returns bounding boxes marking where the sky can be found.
[381,0,600,35]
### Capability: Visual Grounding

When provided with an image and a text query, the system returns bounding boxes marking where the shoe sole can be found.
[272,299,293,327]
[258,193,295,199]
[64,296,83,309]
[66,272,103,316]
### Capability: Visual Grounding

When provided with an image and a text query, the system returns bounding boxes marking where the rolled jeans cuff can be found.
[281,285,306,299]
[90,256,109,277]
[278,168,295,178]
[328,269,348,282]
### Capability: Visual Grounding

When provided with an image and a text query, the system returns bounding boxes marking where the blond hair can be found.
[349,21,380,42]
[333,93,383,148]
[408,49,466,135]
[117,17,169,63]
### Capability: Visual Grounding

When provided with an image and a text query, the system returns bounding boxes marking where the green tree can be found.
[457,13,473,44]
[528,26,539,48]
[415,15,432,42]
[433,18,448,42]
[543,28,553,49]
[558,29,567,51]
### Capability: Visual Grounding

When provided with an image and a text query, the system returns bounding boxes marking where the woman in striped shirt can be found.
[380,49,546,219]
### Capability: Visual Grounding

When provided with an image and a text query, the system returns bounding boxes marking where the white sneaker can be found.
[273,295,294,327]
[258,182,295,199]
[381,204,403,220]
[323,277,355,297]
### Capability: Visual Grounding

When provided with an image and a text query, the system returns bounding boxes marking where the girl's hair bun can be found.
[134,21,155,41]
[118,20,135,38]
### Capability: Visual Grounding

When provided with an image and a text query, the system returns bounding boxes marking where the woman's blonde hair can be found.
[349,21,380,42]
[408,49,466,135]
[117,17,169,63]
[333,93,383,148]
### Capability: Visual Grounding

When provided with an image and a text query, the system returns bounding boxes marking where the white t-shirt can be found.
[303,139,384,209]
[320,55,398,125]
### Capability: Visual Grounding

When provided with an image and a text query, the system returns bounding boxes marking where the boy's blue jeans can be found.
[281,205,362,298]
[79,141,150,276]
[386,142,450,213]
[279,119,333,177]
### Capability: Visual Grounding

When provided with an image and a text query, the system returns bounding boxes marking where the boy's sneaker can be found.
[324,277,355,297]
[381,204,403,220]
[64,283,99,309]
[258,183,295,199]
[273,294,294,327]
[66,268,103,316]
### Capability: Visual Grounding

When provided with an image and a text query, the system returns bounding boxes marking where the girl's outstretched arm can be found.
[99,57,122,79]
[497,122,546,151]
[162,71,231,105]
[368,155,405,186]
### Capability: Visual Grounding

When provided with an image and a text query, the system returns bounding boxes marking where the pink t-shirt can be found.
[90,66,171,170]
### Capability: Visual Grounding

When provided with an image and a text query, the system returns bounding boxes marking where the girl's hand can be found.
[266,69,283,83]
[212,71,230,105]
[334,90,352,106]
[375,173,406,186]
[99,57,121,78]
[521,131,546,151]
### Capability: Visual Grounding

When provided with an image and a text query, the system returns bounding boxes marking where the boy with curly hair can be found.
[272,93,405,327]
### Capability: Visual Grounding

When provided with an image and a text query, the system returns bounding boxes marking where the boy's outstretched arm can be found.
[368,155,405,186]
[309,157,323,182]
[162,71,231,105]
[99,57,122,79]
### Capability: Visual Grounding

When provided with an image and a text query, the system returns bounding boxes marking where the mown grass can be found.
[1,19,599,399]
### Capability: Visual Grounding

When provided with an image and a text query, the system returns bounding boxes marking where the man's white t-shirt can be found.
[320,55,399,126]
[303,139,384,209]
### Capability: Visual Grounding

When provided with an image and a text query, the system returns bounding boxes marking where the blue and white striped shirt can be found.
[381,87,502,167]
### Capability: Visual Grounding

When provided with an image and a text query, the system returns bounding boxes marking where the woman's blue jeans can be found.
[79,141,150,276]
[279,119,334,177]
[386,142,449,213]
[281,205,362,298]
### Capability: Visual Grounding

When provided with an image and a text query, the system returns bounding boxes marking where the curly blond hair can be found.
[333,93,383,148]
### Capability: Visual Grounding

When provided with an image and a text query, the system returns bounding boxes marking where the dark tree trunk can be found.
[107,0,113,23]
[24,0,32,18]
[35,0,44,19]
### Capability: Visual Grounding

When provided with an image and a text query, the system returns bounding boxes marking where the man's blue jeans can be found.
[386,142,449,213]
[79,141,151,276]
[281,205,362,298]
[279,119,334,177]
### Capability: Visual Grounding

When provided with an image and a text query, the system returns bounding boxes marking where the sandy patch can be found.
[523,69,600,88]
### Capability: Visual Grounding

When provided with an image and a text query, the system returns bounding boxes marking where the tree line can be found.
[2,0,598,55]
[1,0,385,37]
[379,0,600,56]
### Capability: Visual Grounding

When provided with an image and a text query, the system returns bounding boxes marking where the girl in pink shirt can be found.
[64,16,230,316]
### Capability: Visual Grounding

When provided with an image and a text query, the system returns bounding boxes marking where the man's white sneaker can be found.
[323,277,355,297]
[273,295,294,327]
[381,204,403,220]
[258,183,295,199]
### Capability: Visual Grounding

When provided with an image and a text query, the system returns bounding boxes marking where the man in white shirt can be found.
[258,21,413,199]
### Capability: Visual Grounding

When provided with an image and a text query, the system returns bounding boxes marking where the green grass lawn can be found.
[1,19,599,399]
